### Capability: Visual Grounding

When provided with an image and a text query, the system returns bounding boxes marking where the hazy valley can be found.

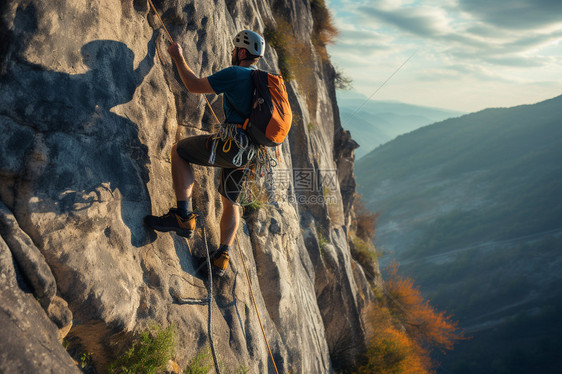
[337,90,462,159]
[356,95,562,373]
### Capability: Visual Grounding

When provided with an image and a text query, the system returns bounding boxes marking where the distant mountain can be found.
[355,95,562,373]
[337,90,463,159]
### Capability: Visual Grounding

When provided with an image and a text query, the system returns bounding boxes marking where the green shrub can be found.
[317,227,329,259]
[334,65,353,90]
[108,324,175,374]
[354,198,379,242]
[264,14,318,112]
[263,22,295,81]
[80,352,92,369]
[243,198,263,213]
[350,234,380,281]
[310,0,338,47]
[234,365,250,374]
[185,346,213,374]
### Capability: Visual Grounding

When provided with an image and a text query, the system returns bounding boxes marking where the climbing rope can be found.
[235,233,280,374]
[184,213,221,374]
[147,0,173,43]
[147,0,221,125]
[201,223,222,374]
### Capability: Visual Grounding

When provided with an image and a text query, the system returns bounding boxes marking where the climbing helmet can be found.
[233,30,265,57]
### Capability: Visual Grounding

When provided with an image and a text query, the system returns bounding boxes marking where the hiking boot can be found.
[143,208,197,238]
[212,249,230,277]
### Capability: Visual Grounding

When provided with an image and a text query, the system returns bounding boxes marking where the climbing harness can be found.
[208,123,260,168]
[208,122,281,207]
[231,145,280,207]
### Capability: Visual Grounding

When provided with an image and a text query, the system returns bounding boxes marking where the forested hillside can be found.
[356,95,562,373]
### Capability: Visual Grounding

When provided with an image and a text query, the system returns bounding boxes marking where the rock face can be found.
[0,231,79,373]
[0,0,374,372]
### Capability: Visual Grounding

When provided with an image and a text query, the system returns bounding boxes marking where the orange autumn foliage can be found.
[384,262,464,352]
[358,307,432,373]
[356,262,464,373]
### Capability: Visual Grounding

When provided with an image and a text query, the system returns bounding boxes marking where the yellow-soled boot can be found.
[212,246,230,276]
[143,208,197,238]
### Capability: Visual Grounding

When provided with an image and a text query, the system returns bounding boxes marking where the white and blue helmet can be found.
[233,30,265,57]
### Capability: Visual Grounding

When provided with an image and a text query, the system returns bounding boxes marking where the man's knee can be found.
[172,143,189,166]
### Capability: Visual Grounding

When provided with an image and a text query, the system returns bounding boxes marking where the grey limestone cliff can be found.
[0,0,375,372]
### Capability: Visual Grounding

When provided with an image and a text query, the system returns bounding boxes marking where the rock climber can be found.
[144,30,266,276]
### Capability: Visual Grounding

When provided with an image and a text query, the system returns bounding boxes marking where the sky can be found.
[326,0,562,112]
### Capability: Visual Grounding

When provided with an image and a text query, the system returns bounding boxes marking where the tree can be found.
[358,306,432,373]
[356,263,465,373]
[384,262,465,352]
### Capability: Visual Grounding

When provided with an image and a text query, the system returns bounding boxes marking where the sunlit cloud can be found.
[327,0,562,111]
[457,0,562,30]
[358,4,454,37]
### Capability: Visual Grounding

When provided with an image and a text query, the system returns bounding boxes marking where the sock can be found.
[218,244,230,254]
[213,245,230,262]
[176,200,191,218]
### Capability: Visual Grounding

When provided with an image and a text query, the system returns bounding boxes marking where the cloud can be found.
[357,4,452,37]
[457,0,562,30]
[350,2,561,67]
[483,56,544,68]
[326,0,562,111]
[443,29,562,67]
[502,30,562,53]
[332,30,391,56]
[411,63,519,86]
[336,1,562,50]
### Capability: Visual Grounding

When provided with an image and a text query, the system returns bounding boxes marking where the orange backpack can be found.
[241,70,292,147]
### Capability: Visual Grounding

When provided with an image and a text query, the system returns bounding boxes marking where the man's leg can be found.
[171,143,194,215]
[210,195,239,276]
[219,195,240,246]
[142,143,198,238]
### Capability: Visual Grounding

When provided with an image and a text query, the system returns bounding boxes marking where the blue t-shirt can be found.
[207,65,256,123]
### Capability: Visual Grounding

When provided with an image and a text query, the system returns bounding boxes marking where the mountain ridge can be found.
[337,89,463,159]
[356,93,562,373]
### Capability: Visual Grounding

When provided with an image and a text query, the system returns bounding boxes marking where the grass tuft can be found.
[108,324,175,374]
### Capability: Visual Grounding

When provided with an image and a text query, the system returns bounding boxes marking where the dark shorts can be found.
[176,135,252,203]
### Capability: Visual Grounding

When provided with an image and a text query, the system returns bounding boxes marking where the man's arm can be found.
[168,42,214,94]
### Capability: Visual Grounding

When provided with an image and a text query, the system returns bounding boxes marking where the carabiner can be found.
[222,138,232,153]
